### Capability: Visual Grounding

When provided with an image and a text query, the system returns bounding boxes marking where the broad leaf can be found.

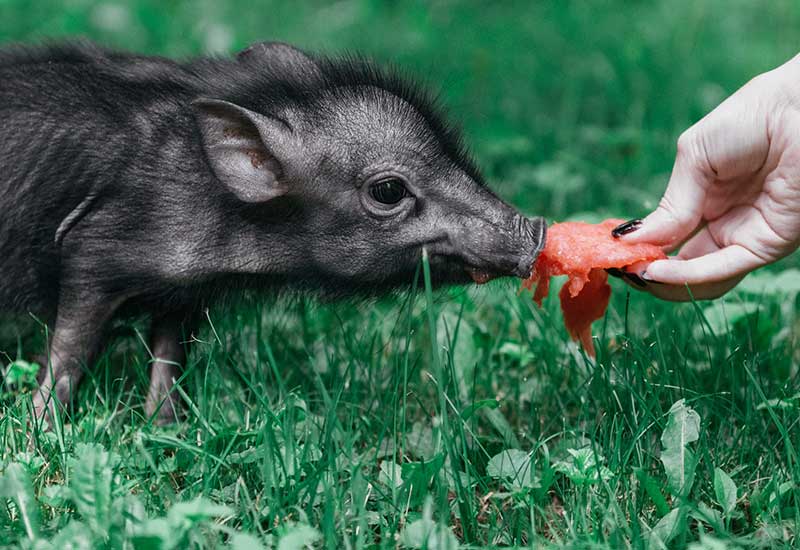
[109,495,147,549]
[0,462,40,540]
[687,532,739,550]
[166,497,232,527]
[3,359,40,386]
[45,520,94,550]
[406,421,438,460]
[647,507,684,550]
[487,449,539,490]
[497,342,535,364]
[230,533,266,550]
[553,448,612,486]
[39,484,70,508]
[68,443,120,539]
[482,407,521,449]
[277,524,321,550]
[713,468,738,517]
[691,502,724,530]
[12,452,44,476]
[700,302,758,335]
[402,453,446,506]
[661,446,697,500]
[378,461,403,489]
[660,400,701,498]
[131,517,170,550]
[660,400,700,449]
[737,268,800,297]
[133,497,232,550]
[399,518,459,550]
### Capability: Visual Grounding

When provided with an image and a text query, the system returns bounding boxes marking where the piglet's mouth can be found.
[465,267,500,285]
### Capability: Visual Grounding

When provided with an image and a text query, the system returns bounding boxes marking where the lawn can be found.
[1,1,799,548]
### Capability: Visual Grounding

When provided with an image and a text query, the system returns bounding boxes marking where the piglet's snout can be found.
[448,213,547,283]
[513,215,547,278]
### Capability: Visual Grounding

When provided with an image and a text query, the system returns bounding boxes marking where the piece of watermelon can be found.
[523,219,666,357]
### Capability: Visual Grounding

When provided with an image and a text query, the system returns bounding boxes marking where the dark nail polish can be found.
[640,271,664,285]
[605,268,625,279]
[611,218,642,238]
[624,272,647,287]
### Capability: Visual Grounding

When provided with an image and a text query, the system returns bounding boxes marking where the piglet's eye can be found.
[369,177,408,205]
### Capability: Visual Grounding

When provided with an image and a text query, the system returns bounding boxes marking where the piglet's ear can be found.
[192,98,299,203]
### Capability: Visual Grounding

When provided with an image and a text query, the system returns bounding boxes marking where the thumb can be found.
[622,133,712,249]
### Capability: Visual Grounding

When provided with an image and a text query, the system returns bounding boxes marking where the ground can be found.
[0,1,799,548]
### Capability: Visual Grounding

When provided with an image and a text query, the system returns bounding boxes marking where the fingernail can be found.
[624,272,647,287]
[640,271,664,285]
[611,219,642,238]
[605,268,625,279]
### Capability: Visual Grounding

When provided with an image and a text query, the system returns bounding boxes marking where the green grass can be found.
[1,1,799,548]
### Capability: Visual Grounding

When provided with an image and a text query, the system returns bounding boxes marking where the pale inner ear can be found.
[220,123,282,182]
[194,100,288,203]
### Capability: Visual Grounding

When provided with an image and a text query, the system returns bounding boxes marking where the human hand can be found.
[614,54,800,301]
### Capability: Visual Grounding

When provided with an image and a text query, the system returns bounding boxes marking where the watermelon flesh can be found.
[522,219,666,357]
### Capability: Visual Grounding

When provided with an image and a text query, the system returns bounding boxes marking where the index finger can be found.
[621,135,712,249]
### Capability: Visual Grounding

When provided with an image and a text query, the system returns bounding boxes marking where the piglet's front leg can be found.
[144,310,194,425]
[32,292,122,423]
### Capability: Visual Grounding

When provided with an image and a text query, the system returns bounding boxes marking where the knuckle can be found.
[675,130,695,157]
[676,126,715,177]
[657,194,681,220]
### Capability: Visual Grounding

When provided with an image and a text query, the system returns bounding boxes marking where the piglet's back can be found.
[0,42,196,315]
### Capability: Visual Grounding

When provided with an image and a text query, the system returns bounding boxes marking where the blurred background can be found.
[3,0,800,225]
